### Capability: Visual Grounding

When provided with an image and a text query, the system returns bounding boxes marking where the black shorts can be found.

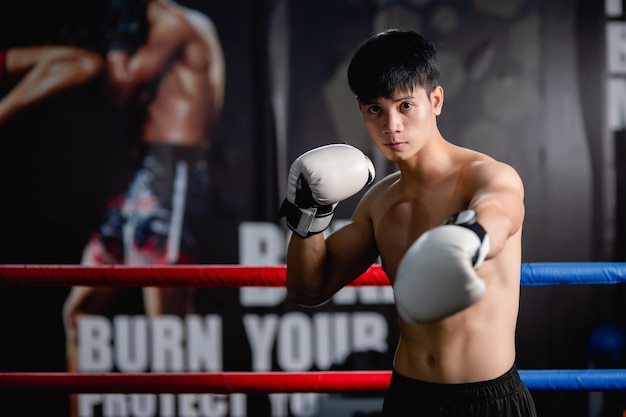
[381,365,537,417]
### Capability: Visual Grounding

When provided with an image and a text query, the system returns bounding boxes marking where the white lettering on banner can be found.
[242,314,279,371]
[129,395,156,417]
[607,17,626,132]
[78,394,247,417]
[238,220,351,266]
[103,394,126,417]
[276,312,313,371]
[79,315,113,371]
[238,222,285,307]
[607,22,626,73]
[312,314,332,370]
[608,76,626,131]
[606,0,622,16]
[151,316,185,371]
[161,394,175,416]
[268,394,320,417]
[353,312,388,352]
[78,394,102,417]
[243,312,388,372]
[239,222,285,265]
[179,394,230,417]
[114,316,148,372]
[229,394,247,417]
[289,393,318,417]
[240,287,286,308]
[78,315,222,372]
[187,315,223,371]
[268,394,288,417]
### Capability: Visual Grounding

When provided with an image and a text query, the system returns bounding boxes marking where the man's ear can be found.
[431,85,444,115]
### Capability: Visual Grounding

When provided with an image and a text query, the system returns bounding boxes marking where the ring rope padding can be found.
[1,263,626,287]
[1,370,626,393]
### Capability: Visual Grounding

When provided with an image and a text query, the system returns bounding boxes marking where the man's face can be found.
[357,85,443,162]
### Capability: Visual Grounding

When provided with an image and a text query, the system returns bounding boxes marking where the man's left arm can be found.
[392,160,525,324]
[467,160,525,259]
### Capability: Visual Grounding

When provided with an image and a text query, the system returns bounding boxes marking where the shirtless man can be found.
[62,0,225,409]
[0,46,103,125]
[280,29,536,416]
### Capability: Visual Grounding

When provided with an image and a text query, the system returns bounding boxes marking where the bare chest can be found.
[372,184,469,282]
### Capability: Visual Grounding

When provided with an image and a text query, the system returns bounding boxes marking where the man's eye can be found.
[368,106,381,114]
[401,102,412,110]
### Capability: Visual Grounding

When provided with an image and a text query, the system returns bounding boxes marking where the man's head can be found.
[347,29,440,102]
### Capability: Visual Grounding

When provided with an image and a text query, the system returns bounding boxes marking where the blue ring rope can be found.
[520,369,626,391]
[521,263,626,286]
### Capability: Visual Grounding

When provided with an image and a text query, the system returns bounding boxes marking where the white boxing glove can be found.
[279,143,375,237]
[393,210,491,324]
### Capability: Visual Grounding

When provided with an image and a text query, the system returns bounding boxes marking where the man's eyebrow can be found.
[393,94,417,102]
[361,95,416,105]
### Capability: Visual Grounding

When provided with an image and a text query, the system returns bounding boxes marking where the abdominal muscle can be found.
[142,61,215,147]
[391,262,520,383]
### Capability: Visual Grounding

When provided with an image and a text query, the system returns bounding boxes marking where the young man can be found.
[280,29,536,416]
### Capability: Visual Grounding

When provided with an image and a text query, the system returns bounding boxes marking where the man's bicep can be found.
[470,165,525,247]
[127,21,191,83]
[126,44,173,84]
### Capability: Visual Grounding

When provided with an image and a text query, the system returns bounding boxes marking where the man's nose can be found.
[383,111,402,134]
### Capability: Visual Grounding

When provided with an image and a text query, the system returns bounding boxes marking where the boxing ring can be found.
[1,263,626,394]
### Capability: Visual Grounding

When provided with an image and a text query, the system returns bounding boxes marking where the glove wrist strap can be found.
[443,210,491,268]
[279,199,336,238]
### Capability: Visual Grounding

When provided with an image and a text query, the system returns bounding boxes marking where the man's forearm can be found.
[285,234,329,305]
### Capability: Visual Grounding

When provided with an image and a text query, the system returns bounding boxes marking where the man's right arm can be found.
[279,144,377,306]
[286,210,379,306]
[285,233,328,306]
[107,12,193,97]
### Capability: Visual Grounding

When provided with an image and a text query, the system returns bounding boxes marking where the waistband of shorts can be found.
[141,142,209,162]
[389,364,524,402]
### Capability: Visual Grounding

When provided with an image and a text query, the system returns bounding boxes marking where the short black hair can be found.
[347,29,440,102]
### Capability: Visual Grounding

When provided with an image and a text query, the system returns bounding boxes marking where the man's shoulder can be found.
[366,170,400,195]
[466,157,519,176]
[464,157,525,193]
[453,145,514,173]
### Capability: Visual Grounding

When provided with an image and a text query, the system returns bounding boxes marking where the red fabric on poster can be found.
[0,50,7,82]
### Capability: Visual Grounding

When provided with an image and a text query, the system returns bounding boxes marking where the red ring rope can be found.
[0,265,390,287]
[0,371,391,394]
[0,265,389,288]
